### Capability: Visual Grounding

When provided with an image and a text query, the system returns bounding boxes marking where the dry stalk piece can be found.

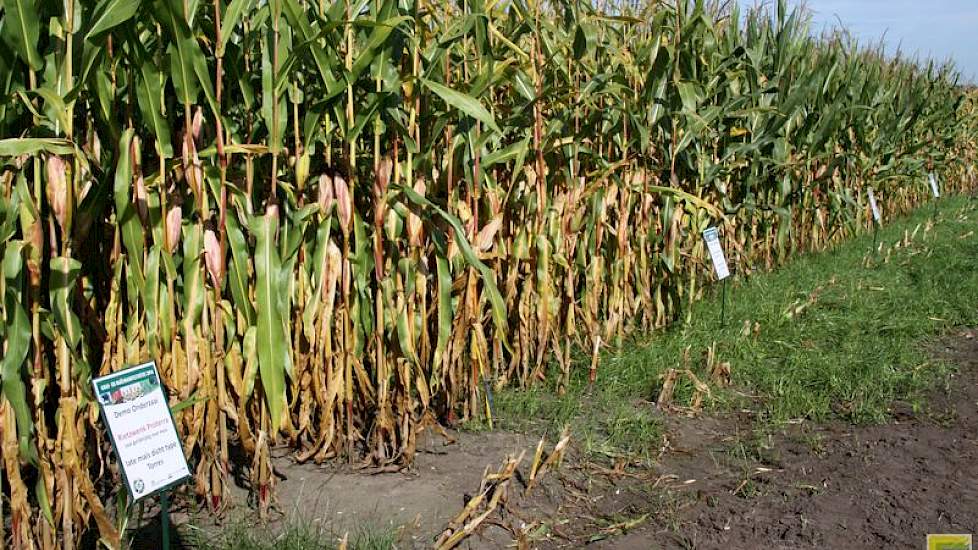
[435,431,574,548]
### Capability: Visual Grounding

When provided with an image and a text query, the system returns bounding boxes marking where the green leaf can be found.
[481,136,530,168]
[86,0,142,41]
[35,477,54,527]
[0,0,42,70]
[251,211,290,432]
[395,285,419,365]
[23,88,70,131]
[156,0,201,107]
[573,25,587,60]
[189,31,220,122]
[181,223,205,328]
[280,0,339,93]
[49,257,83,350]
[218,0,255,56]
[242,325,258,399]
[136,60,175,158]
[225,211,256,326]
[420,77,501,134]
[676,81,702,113]
[113,129,146,302]
[0,138,74,156]
[169,390,206,414]
[347,17,411,84]
[261,31,285,153]
[63,41,103,104]
[1,242,36,461]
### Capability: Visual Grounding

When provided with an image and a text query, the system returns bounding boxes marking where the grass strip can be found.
[492,195,978,461]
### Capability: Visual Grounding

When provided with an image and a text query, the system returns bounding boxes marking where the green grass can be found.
[183,516,397,550]
[493,195,978,460]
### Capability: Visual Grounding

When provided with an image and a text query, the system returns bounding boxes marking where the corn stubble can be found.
[0,0,975,546]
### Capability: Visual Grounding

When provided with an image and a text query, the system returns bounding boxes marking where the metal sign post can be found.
[92,361,191,549]
[868,188,881,256]
[703,227,730,329]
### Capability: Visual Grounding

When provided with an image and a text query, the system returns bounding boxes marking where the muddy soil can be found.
[147,329,978,549]
[595,328,978,549]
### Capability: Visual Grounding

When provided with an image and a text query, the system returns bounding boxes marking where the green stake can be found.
[161,490,170,550]
[720,278,728,329]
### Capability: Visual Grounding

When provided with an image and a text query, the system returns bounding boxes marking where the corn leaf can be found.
[251,211,290,431]
[0,0,42,70]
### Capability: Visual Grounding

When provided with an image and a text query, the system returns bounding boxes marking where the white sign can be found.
[867,188,881,222]
[929,172,940,198]
[92,361,190,500]
[702,227,729,280]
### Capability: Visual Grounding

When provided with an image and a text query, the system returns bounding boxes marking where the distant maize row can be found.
[0,0,975,546]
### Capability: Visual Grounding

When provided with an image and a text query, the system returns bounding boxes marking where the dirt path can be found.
[154,431,541,548]
[597,328,978,549]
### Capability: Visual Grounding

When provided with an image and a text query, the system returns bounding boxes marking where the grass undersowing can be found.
[183,516,397,550]
[494,196,978,458]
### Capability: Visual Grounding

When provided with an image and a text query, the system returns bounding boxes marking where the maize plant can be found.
[0,0,975,545]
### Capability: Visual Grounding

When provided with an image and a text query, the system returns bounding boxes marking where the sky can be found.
[738,0,978,84]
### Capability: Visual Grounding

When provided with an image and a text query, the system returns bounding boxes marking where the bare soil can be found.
[590,327,978,549]
[149,328,978,548]
[139,431,543,548]
[250,430,540,547]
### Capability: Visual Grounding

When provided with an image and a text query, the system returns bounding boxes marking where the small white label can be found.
[867,188,881,222]
[929,173,940,198]
[93,361,190,500]
[702,227,729,280]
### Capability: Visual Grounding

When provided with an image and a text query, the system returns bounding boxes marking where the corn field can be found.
[0,0,976,545]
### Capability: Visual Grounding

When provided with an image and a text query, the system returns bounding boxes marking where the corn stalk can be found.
[0,0,976,546]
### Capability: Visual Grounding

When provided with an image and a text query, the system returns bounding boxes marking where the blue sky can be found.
[738,0,978,84]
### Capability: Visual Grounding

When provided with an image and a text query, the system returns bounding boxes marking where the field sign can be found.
[929,172,940,198]
[92,361,190,501]
[867,188,881,222]
[702,227,730,280]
